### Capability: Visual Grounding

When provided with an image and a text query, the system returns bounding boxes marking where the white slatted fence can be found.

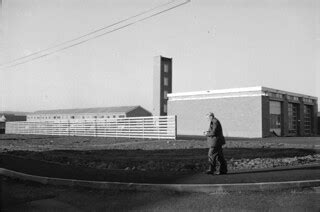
[5,116,176,140]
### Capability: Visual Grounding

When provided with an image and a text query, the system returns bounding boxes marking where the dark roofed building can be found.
[318,112,320,135]
[27,106,152,121]
[0,114,27,122]
[0,113,27,134]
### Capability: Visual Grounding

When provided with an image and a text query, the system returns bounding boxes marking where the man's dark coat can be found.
[206,118,225,147]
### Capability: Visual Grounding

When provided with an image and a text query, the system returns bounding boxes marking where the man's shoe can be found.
[218,172,227,175]
[205,170,214,175]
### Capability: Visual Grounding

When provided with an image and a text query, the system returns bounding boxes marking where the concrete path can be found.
[5,199,80,212]
[3,178,320,211]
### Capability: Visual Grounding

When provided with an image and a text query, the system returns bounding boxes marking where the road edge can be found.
[1,168,320,193]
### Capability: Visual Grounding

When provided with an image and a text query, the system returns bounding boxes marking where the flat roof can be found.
[31,106,142,115]
[168,86,318,101]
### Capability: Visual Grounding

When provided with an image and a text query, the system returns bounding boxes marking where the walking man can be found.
[204,112,228,175]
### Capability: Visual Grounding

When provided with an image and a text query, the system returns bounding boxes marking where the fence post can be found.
[128,118,131,139]
[104,119,107,137]
[174,115,177,140]
[95,119,97,137]
[115,118,118,138]
[68,120,70,136]
[58,120,61,136]
[142,118,145,140]
[158,117,160,140]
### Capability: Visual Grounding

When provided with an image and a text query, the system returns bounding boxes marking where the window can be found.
[164,64,169,73]
[269,101,281,135]
[268,92,283,99]
[270,114,281,128]
[119,115,125,118]
[164,90,168,99]
[304,105,312,135]
[163,104,167,113]
[113,115,116,118]
[287,95,299,101]
[164,77,168,86]
[288,103,298,135]
[71,116,75,119]
[303,98,313,104]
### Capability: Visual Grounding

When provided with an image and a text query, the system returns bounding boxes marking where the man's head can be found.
[207,112,214,121]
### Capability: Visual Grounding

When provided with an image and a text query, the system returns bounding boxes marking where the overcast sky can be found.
[0,0,319,112]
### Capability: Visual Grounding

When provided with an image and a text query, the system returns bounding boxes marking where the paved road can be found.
[1,154,320,211]
[2,178,320,211]
[1,154,320,184]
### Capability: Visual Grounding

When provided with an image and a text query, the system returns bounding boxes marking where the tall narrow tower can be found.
[153,56,172,116]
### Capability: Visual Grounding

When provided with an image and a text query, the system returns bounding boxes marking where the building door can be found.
[288,103,299,136]
[304,105,312,135]
[269,101,282,136]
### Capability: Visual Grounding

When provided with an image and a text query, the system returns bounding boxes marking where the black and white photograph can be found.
[0,0,319,211]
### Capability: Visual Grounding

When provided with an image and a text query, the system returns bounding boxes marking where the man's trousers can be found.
[208,145,227,173]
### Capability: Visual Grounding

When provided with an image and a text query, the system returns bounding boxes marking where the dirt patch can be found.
[3,148,318,173]
[1,134,319,152]
[1,134,319,172]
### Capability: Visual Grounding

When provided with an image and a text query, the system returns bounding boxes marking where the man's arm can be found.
[206,120,217,137]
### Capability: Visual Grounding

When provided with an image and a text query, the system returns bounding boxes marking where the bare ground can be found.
[1,134,319,172]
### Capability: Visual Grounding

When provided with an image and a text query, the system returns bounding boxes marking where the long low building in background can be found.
[27,106,152,121]
[167,86,318,138]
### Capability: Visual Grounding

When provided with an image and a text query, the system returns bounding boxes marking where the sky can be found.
[0,0,319,112]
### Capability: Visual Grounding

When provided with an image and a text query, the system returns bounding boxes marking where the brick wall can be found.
[313,104,318,135]
[261,96,270,137]
[153,56,161,116]
[0,122,5,134]
[298,98,305,136]
[153,56,172,116]
[281,96,289,136]
[168,96,262,138]
[316,116,320,135]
